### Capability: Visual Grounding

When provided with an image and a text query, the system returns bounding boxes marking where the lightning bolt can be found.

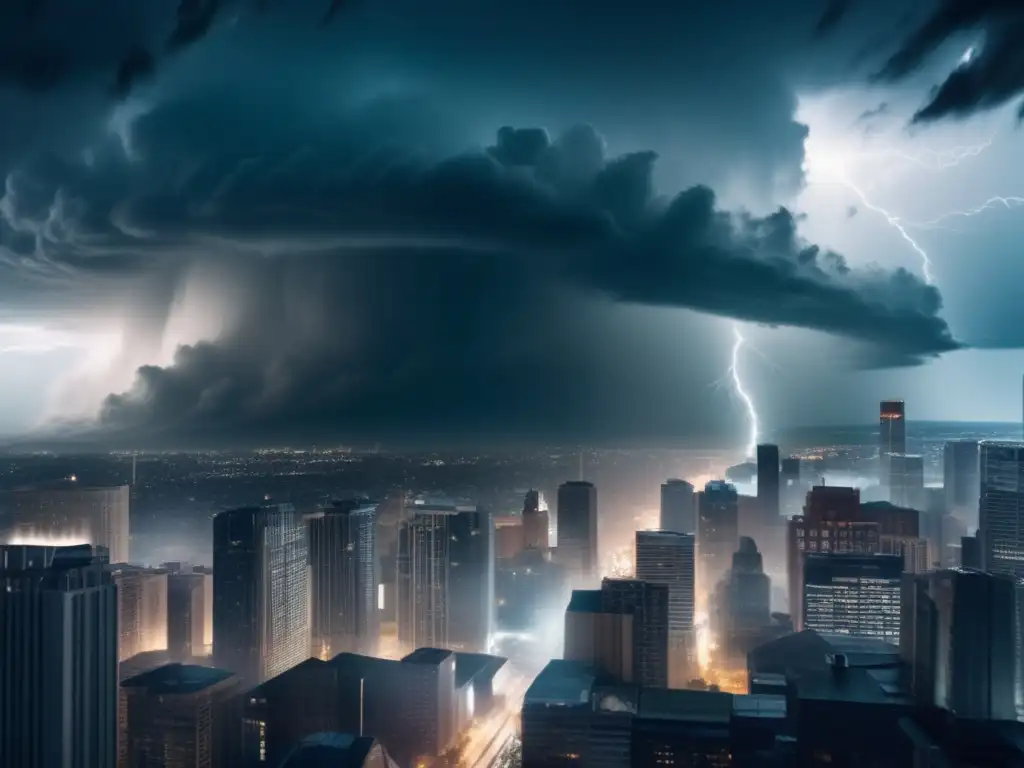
[729,323,759,459]
[906,195,1024,230]
[839,176,935,285]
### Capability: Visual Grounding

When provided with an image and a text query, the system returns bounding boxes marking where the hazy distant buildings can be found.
[120,664,242,768]
[213,505,309,687]
[802,553,902,643]
[979,441,1024,579]
[888,454,925,511]
[901,568,1016,720]
[635,530,695,685]
[309,500,378,659]
[397,500,494,652]
[944,440,980,526]
[715,537,771,656]
[109,564,169,661]
[0,483,130,564]
[556,482,598,584]
[522,489,550,550]
[879,400,907,493]
[660,479,695,534]
[0,544,118,768]
[697,481,739,599]
[564,578,669,687]
[494,515,525,560]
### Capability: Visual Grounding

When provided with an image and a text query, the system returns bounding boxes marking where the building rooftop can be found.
[121,663,235,695]
[796,666,913,707]
[638,688,733,724]
[567,589,603,613]
[524,660,597,707]
[401,647,455,667]
[278,733,385,767]
[450,651,507,686]
[749,630,902,678]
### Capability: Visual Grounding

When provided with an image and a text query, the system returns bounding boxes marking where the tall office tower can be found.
[634,530,695,685]
[120,664,242,768]
[556,481,598,584]
[167,571,208,660]
[879,400,907,493]
[522,489,550,550]
[0,483,130,563]
[979,442,1024,578]
[944,440,981,526]
[961,535,981,569]
[0,544,118,768]
[164,563,214,653]
[660,479,695,534]
[787,485,872,630]
[213,505,309,687]
[397,500,494,652]
[109,565,169,661]
[802,553,903,643]
[889,454,926,510]
[756,444,781,523]
[309,500,378,659]
[494,515,526,560]
[901,569,1017,720]
[564,578,669,687]
[697,481,739,601]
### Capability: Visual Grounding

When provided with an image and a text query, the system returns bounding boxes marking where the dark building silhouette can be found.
[879,399,907,493]
[213,505,309,687]
[697,481,739,597]
[0,544,118,768]
[960,535,981,569]
[309,500,378,659]
[757,444,781,524]
[277,733,397,767]
[715,537,771,661]
[167,571,207,661]
[901,569,1016,720]
[659,479,695,534]
[556,482,598,584]
[120,664,242,768]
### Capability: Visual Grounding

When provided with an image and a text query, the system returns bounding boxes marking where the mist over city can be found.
[3,0,1024,766]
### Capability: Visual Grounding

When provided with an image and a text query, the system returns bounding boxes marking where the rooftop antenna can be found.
[578,451,584,482]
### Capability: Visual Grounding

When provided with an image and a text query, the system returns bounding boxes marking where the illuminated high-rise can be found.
[108,565,169,661]
[660,479,695,534]
[212,505,309,687]
[802,553,902,644]
[309,500,378,658]
[556,481,598,583]
[1,544,118,768]
[879,400,906,494]
[979,441,1024,579]
[522,489,550,550]
[697,481,739,598]
[0,483,130,564]
[635,530,695,685]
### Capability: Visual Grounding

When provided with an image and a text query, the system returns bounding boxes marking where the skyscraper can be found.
[660,479,695,534]
[634,530,695,684]
[802,553,902,644]
[213,505,309,687]
[879,400,907,493]
[108,565,169,662]
[979,441,1024,579]
[309,499,378,659]
[901,568,1016,720]
[717,537,770,635]
[1,544,118,768]
[522,489,550,550]
[556,481,598,584]
[944,440,980,526]
[167,570,208,661]
[780,457,803,517]
[756,444,781,525]
[397,500,494,652]
[0,483,130,564]
[889,454,925,511]
[697,481,739,598]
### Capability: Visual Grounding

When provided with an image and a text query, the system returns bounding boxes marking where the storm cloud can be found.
[875,0,1024,123]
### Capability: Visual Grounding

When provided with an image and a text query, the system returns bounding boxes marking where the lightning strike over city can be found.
[729,324,760,459]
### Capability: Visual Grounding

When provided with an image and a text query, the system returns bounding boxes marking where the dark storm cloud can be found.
[875,0,1024,123]
[814,0,853,38]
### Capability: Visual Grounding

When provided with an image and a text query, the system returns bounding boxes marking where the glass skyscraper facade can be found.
[213,505,309,687]
[802,553,903,644]
[979,441,1024,579]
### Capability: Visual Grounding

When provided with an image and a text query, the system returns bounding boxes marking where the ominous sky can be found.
[1,0,1022,449]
